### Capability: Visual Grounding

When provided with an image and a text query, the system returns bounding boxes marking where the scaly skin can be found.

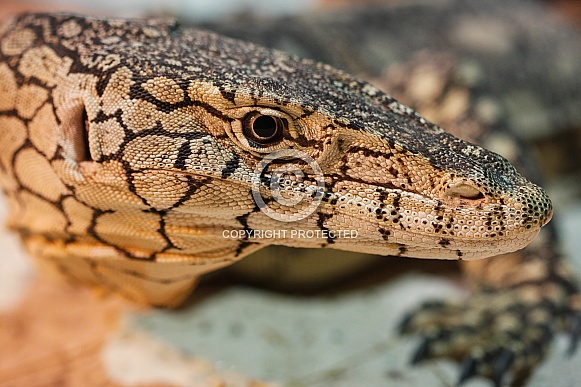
[0,13,577,385]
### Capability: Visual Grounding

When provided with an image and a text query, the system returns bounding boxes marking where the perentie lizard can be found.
[0,13,578,385]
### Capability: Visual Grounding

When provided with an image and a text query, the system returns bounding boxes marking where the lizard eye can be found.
[226,107,295,154]
[242,112,286,146]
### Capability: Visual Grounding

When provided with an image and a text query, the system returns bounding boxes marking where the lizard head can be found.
[0,14,552,264]
[196,62,554,260]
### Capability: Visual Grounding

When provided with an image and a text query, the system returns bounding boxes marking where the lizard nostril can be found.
[446,184,484,200]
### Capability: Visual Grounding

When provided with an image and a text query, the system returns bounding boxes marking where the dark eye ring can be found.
[242,112,286,146]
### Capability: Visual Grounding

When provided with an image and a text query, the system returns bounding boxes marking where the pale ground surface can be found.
[1,1,581,386]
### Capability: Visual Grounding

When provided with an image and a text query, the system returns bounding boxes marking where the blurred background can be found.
[0,0,580,23]
[1,1,581,386]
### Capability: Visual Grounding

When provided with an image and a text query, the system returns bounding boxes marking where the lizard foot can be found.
[399,283,580,386]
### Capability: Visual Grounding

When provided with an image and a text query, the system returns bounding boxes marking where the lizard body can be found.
[0,12,578,385]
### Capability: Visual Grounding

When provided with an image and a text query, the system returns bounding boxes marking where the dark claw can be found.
[398,312,414,333]
[411,336,432,365]
[398,300,447,333]
[420,300,447,310]
[567,311,581,356]
[457,356,477,385]
[492,349,514,387]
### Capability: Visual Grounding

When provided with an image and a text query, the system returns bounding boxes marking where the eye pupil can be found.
[253,115,278,139]
[243,112,285,145]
